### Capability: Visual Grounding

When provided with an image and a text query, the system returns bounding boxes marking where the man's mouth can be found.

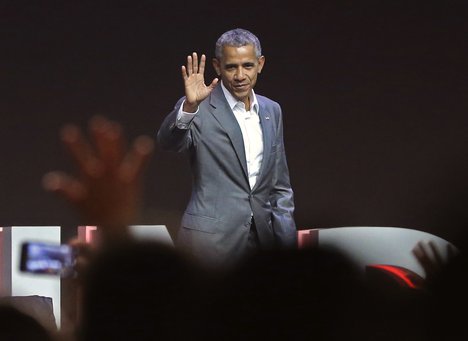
[234,84,248,90]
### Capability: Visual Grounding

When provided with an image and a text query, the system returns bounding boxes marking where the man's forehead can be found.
[222,44,256,55]
[220,45,258,63]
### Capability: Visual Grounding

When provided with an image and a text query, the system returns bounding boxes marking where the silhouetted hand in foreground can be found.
[42,115,154,241]
[412,240,457,285]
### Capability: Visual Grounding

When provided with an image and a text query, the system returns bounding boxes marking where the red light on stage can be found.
[366,264,425,290]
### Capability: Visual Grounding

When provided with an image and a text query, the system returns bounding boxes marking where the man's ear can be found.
[257,55,265,74]
[212,58,221,76]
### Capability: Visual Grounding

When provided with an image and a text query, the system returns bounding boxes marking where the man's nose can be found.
[234,68,245,80]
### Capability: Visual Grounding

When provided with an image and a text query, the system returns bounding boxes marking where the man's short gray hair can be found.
[215,28,262,59]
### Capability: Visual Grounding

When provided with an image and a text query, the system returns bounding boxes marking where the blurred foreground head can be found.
[79,241,207,340]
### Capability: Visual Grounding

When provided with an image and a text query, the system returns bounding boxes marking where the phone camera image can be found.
[20,241,75,277]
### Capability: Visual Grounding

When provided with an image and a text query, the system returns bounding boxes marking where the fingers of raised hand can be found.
[412,241,433,267]
[198,54,206,75]
[53,115,153,184]
[208,77,219,89]
[447,243,457,259]
[120,135,154,183]
[183,52,205,78]
[89,116,126,171]
[192,52,199,73]
[181,65,188,80]
[60,123,103,178]
[42,171,86,203]
[412,240,448,276]
[428,240,444,265]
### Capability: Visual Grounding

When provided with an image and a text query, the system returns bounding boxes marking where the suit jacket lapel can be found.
[209,86,249,181]
[253,100,273,191]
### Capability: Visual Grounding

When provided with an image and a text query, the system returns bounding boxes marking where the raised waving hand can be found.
[181,52,218,112]
[42,116,154,240]
[412,240,457,284]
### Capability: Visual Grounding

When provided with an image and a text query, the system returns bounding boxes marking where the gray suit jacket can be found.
[157,85,296,267]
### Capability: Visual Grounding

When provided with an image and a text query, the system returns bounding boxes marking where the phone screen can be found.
[20,241,75,277]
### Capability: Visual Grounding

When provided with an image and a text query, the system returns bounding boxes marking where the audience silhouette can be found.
[0,304,54,341]
[28,115,466,340]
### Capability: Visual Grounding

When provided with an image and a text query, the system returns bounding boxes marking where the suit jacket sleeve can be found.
[157,97,193,152]
[270,105,297,248]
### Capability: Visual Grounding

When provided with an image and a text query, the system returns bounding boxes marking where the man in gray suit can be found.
[157,28,296,270]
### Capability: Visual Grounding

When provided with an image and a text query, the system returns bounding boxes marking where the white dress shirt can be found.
[177,83,264,189]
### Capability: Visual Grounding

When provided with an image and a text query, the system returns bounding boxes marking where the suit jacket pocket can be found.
[181,213,219,234]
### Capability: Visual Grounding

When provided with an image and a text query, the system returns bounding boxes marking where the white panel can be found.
[318,226,458,278]
[129,225,174,246]
[77,225,174,246]
[9,226,62,328]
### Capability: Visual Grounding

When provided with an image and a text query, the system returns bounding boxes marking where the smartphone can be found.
[20,241,75,277]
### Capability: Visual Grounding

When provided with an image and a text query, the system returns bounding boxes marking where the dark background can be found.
[2,1,467,245]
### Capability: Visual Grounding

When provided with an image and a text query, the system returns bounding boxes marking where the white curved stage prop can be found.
[298,226,458,279]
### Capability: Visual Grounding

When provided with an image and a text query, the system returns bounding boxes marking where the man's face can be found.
[213,44,265,105]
